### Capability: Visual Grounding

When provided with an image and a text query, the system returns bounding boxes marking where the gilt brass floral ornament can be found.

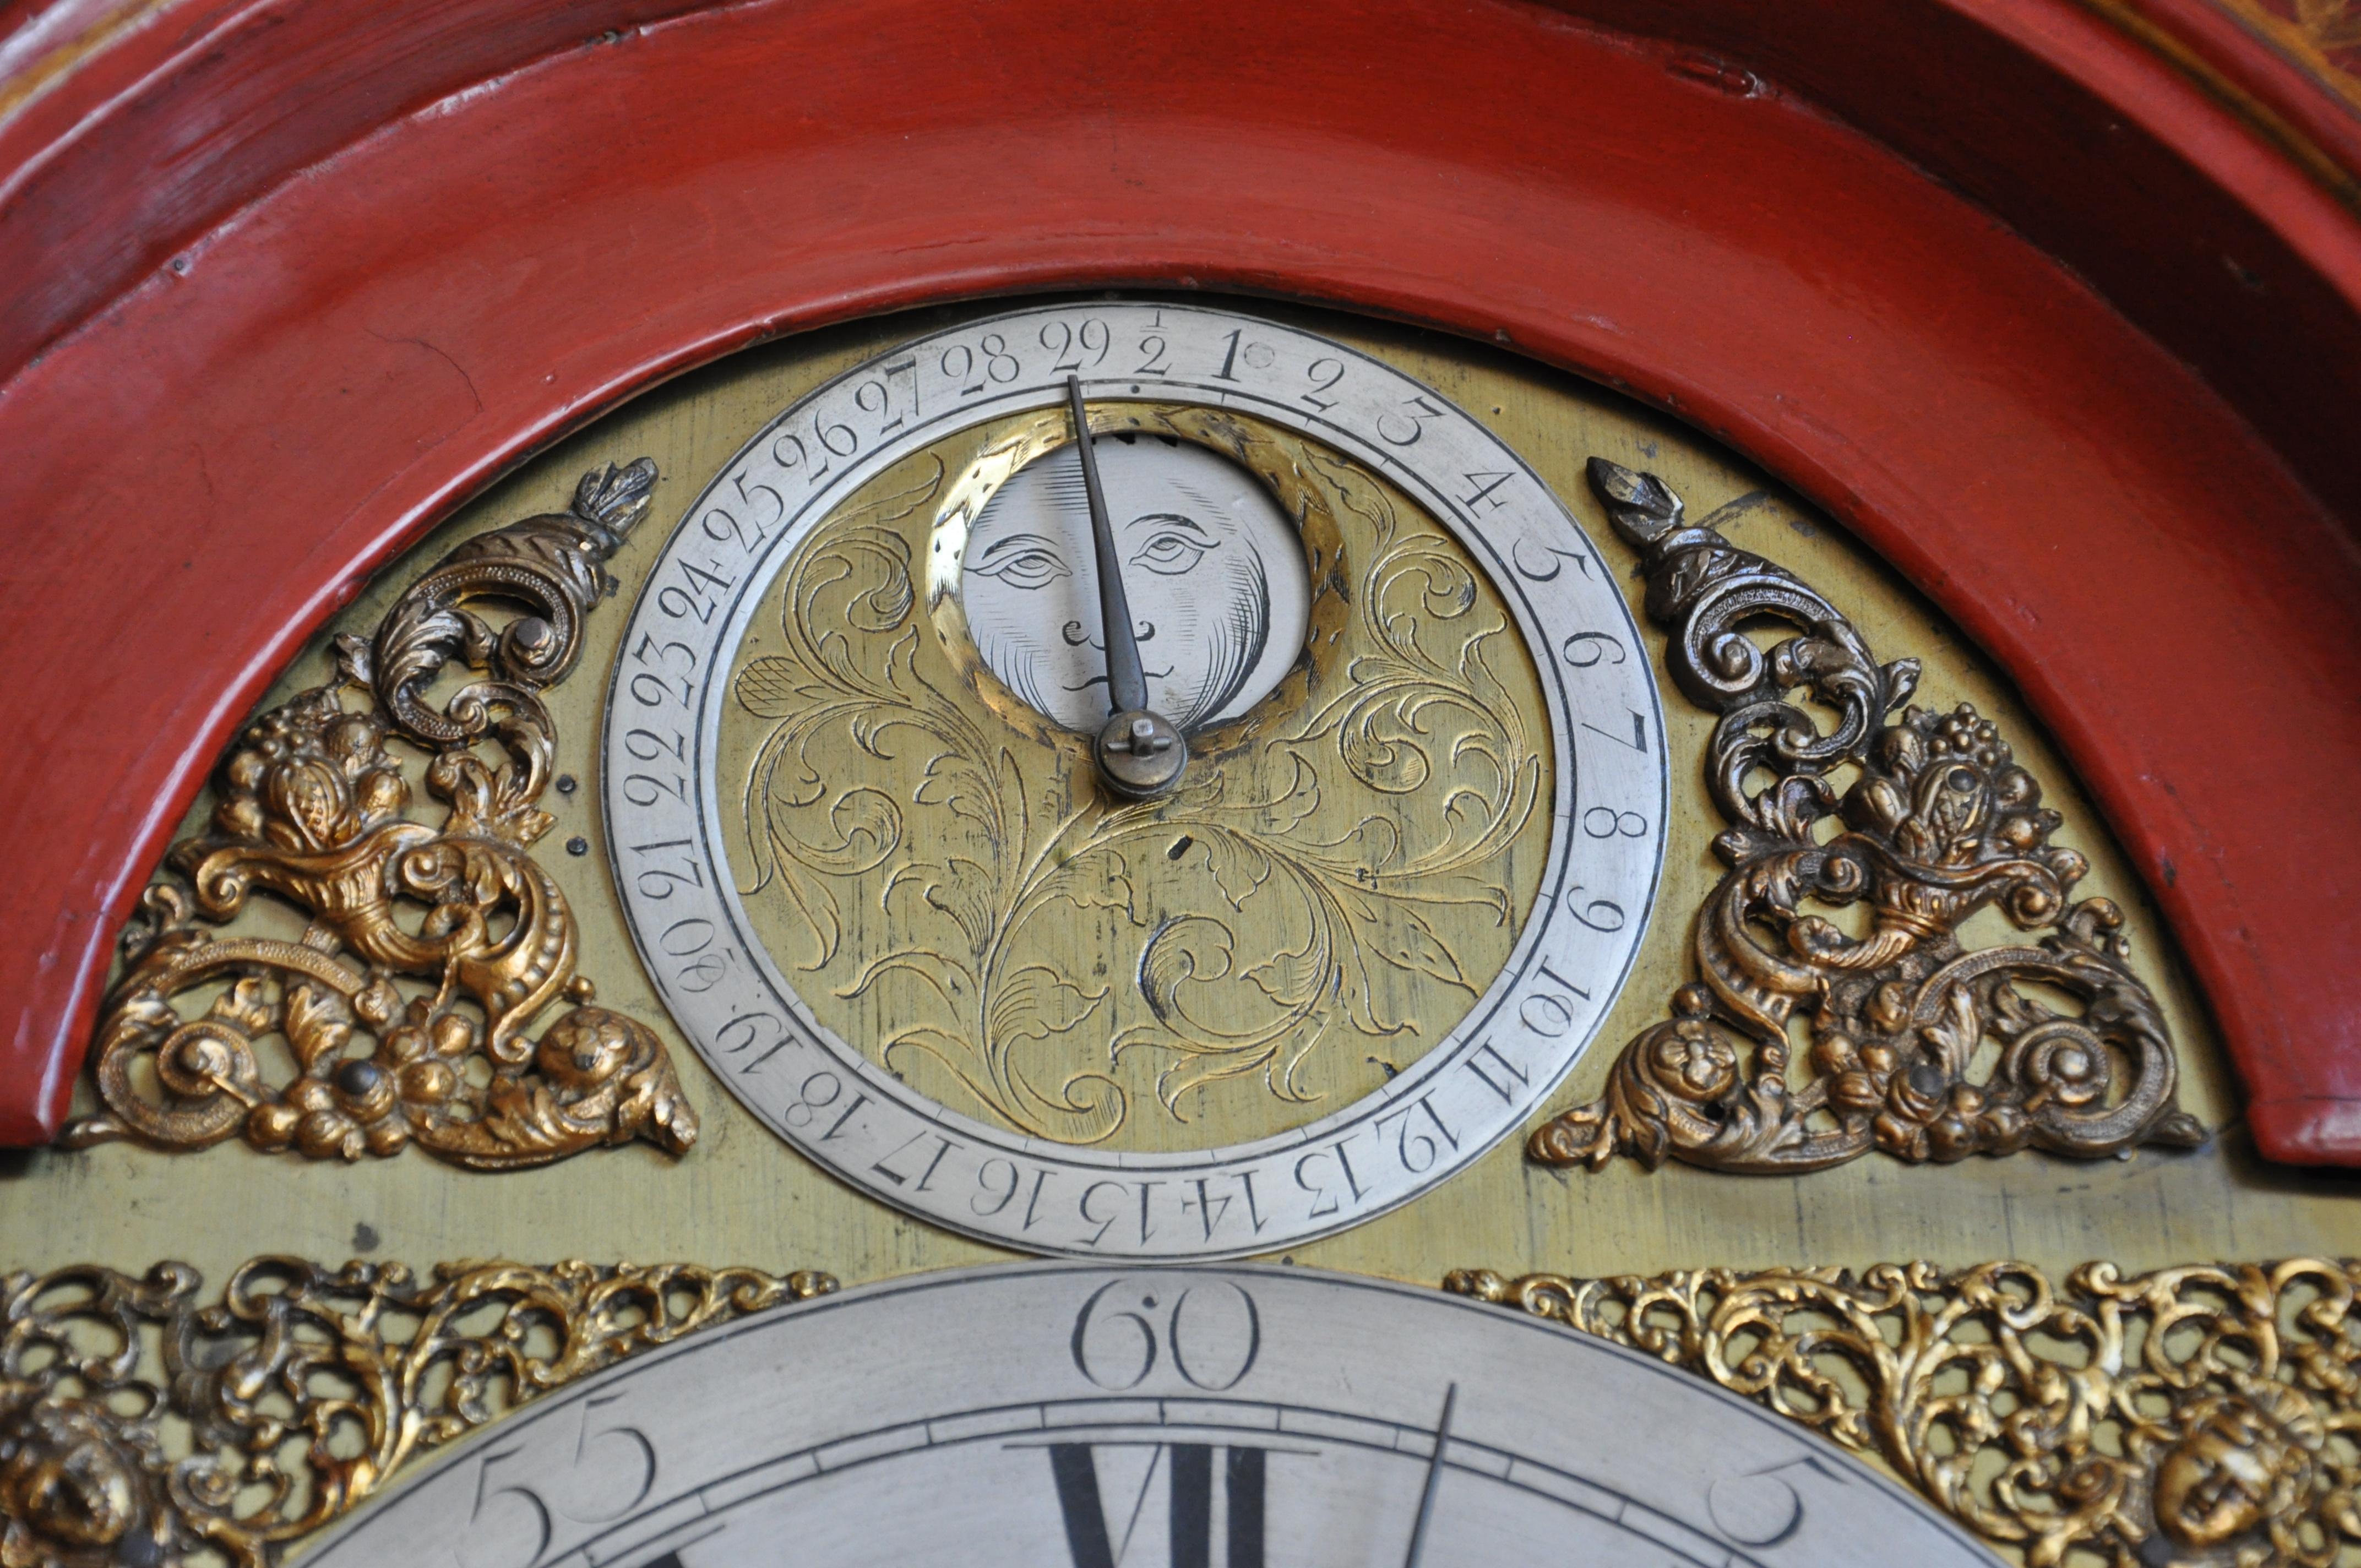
[1527,459,2202,1174]
[66,462,699,1169]
[1445,1258,2361,1568]
[0,1257,834,1568]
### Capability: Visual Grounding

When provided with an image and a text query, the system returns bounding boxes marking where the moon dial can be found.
[605,303,1668,1257]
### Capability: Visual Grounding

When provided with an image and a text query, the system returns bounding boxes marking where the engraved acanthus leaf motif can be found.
[1445,1259,2361,1568]
[66,461,700,1170]
[733,419,1547,1145]
[1527,459,2203,1174]
[0,1257,835,1568]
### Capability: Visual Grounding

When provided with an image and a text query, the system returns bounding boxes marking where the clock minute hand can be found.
[1067,374,1187,800]
[1067,373,1149,716]
[1402,1382,1458,1568]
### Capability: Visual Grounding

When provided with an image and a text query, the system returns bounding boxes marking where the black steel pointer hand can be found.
[1067,374,1187,799]
[1069,372,1148,716]
[1402,1382,1458,1568]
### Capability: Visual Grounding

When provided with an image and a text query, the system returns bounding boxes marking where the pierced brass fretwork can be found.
[66,462,699,1169]
[0,1256,834,1568]
[1527,459,2203,1174]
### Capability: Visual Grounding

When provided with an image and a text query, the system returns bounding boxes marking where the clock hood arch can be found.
[1,0,2358,1164]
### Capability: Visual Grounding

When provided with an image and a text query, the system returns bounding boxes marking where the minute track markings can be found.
[406,1398,1787,1568]
[300,1268,1993,1568]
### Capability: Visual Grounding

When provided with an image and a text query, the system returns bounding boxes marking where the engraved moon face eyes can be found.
[1128,516,1215,576]
[960,435,1311,734]
[966,533,1073,591]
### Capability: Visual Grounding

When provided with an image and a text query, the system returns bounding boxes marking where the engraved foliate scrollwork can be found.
[1527,459,2201,1174]
[0,1258,835,1568]
[725,409,1551,1151]
[1446,1259,2361,1568]
[66,461,700,1169]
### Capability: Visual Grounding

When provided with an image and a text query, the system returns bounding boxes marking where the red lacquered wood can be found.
[7,0,2361,527]
[1,0,2357,1159]
[0,0,714,380]
[2107,0,2361,180]
[1569,0,2361,526]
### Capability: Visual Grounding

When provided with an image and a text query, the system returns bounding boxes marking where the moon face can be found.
[960,434,1312,733]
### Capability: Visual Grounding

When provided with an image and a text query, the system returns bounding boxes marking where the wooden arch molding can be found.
[3,0,2358,1159]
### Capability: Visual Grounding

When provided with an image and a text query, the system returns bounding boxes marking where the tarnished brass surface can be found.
[721,402,1549,1152]
[1527,460,2201,1175]
[63,463,698,1169]
[0,1256,834,1567]
[1446,1257,2361,1568]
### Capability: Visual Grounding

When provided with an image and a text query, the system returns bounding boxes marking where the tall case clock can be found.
[2,3,2358,1567]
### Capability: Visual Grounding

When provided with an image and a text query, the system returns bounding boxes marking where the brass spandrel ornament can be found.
[65,462,698,1169]
[717,402,1553,1153]
[1527,458,2201,1175]
[0,1256,834,1568]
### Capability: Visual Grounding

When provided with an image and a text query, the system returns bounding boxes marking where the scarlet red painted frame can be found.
[3,0,2358,1159]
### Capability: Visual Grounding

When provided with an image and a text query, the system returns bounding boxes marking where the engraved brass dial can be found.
[720,402,1552,1154]
[604,303,1669,1257]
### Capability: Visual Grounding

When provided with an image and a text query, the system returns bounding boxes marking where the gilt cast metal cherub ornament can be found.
[66,461,698,1170]
[1528,459,2204,1174]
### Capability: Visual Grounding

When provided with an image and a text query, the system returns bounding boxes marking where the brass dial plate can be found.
[6,297,2288,1315]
